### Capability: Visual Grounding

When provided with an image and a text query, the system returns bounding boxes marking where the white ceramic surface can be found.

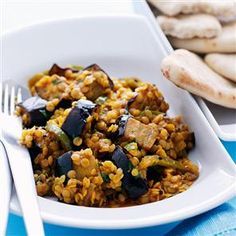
[135,0,236,141]
[2,0,134,34]
[196,98,236,141]
[1,16,236,229]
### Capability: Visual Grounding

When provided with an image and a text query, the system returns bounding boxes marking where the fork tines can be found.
[0,83,22,115]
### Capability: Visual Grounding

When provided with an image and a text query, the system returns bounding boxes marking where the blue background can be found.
[6,140,236,236]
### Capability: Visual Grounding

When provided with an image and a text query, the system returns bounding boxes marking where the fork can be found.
[0,139,12,236]
[0,82,13,236]
[0,83,45,236]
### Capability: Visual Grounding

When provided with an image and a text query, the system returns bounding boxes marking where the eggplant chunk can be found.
[147,166,164,182]
[83,64,114,89]
[128,83,169,113]
[84,80,106,101]
[110,116,158,151]
[28,145,41,163]
[55,151,73,177]
[116,115,130,138]
[61,99,96,138]
[123,175,148,199]
[186,132,195,151]
[18,96,49,127]
[48,64,80,77]
[124,118,158,150]
[81,64,114,100]
[111,146,130,173]
[109,114,130,140]
[111,146,148,199]
[56,99,72,109]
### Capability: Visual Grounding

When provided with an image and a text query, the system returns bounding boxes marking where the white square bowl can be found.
[1,15,236,229]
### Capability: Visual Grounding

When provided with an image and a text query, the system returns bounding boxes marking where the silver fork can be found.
[0,83,45,236]
[0,137,12,236]
[0,80,13,236]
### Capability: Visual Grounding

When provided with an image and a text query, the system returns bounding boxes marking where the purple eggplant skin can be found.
[111,146,130,173]
[18,96,50,127]
[191,132,195,147]
[147,165,163,182]
[187,132,195,151]
[56,99,72,109]
[111,146,148,199]
[28,145,41,163]
[55,151,73,177]
[123,175,148,199]
[48,64,80,77]
[116,114,130,138]
[83,64,114,89]
[127,93,138,108]
[61,99,96,138]
[96,152,112,161]
[108,114,130,140]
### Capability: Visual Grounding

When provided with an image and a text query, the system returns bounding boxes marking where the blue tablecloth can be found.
[6,140,236,236]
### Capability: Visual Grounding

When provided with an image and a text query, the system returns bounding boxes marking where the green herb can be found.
[124,142,138,152]
[128,161,134,172]
[46,123,72,151]
[70,65,84,71]
[140,109,163,116]
[53,95,60,99]
[95,96,107,105]
[132,168,141,179]
[100,110,107,115]
[145,155,189,172]
[52,79,62,85]
[101,173,110,183]
[152,111,164,115]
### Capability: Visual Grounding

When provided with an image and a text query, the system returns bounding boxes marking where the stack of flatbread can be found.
[148,0,236,108]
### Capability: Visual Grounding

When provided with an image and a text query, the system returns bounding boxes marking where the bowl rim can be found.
[10,184,235,229]
[2,14,141,38]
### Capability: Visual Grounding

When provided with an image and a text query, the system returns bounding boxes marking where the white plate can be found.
[1,16,236,229]
[135,0,236,141]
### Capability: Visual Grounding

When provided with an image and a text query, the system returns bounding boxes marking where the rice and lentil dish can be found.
[17,63,199,207]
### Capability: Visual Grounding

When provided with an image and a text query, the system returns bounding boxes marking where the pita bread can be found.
[157,14,222,39]
[169,22,236,53]
[205,53,236,82]
[147,0,236,20]
[161,49,236,109]
[217,15,236,23]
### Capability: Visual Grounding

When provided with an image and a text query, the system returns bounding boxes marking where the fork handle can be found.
[3,140,45,236]
[0,140,12,236]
